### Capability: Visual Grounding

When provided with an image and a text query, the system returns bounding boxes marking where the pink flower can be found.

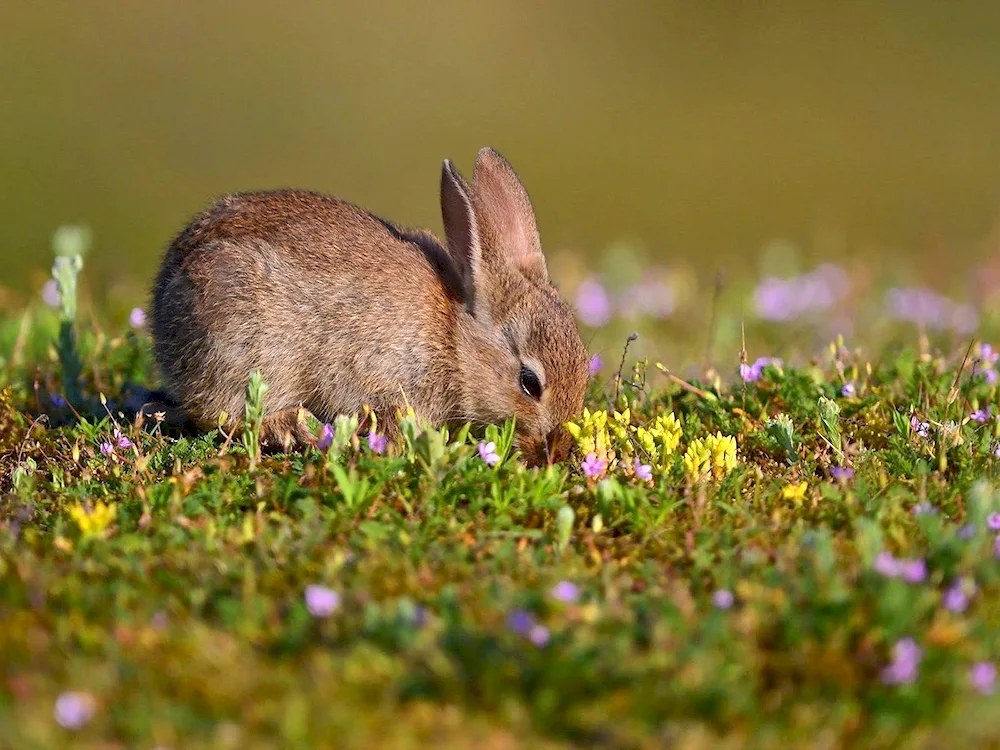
[970,661,997,695]
[304,585,340,617]
[99,441,114,456]
[580,453,607,479]
[588,354,602,377]
[54,691,95,729]
[881,637,922,685]
[712,589,735,609]
[550,580,580,603]
[129,307,146,329]
[367,431,387,454]
[575,278,612,327]
[478,441,500,467]
[841,382,856,397]
[633,458,653,482]
[987,513,1000,531]
[113,429,133,449]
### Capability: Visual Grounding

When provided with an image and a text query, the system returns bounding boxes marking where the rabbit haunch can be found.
[149,147,589,465]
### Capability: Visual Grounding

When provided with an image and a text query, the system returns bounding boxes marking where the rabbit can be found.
[148,147,590,466]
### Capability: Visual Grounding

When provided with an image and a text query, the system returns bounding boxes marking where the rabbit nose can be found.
[521,427,574,467]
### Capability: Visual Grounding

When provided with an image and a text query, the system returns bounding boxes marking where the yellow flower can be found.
[565,408,614,467]
[781,482,808,503]
[704,432,738,479]
[609,409,631,441]
[683,438,710,481]
[69,500,117,539]
[634,412,684,470]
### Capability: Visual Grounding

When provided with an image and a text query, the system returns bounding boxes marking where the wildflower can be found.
[478,441,501,467]
[99,441,114,456]
[957,523,977,540]
[841,382,856,397]
[711,589,734,609]
[113,428,133,450]
[900,558,927,584]
[994,443,1000,459]
[942,578,974,613]
[588,354,601,377]
[575,278,612,327]
[528,624,551,647]
[830,466,854,482]
[975,344,1000,383]
[781,482,808,503]
[885,287,976,332]
[705,432,738,479]
[987,513,1000,531]
[632,458,653,482]
[969,661,997,695]
[565,408,614,468]
[910,416,930,438]
[551,580,580,604]
[618,276,676,320]
[507,609,534,637]
[317,423,334,451]
[683,438,710,481]
[994,535,1000,559]
[911,502,936,516]
[304,585,340,618]
[367,431,388,454]
[581,453,607,479]
[42,279,61,308]
[881,637,923,686]
[740,356,782,383]
[51,394,67,408]
[54,691,95,730]
[68,501,117,538]
[971,408,992,424]
[873,552,901,577]
[129,307,146,329]
[635,412,683,469]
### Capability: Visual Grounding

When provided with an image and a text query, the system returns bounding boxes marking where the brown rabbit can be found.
[149,147,589,465]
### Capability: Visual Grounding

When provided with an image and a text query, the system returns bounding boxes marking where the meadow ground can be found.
[4,241,1000,748]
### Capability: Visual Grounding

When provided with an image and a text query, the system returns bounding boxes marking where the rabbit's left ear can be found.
[440,158,483,315]
[471,147,548,283]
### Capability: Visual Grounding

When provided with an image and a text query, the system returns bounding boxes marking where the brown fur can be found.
[149,147,589,464]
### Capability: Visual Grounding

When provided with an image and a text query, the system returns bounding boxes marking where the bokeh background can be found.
[5,2,1000,368]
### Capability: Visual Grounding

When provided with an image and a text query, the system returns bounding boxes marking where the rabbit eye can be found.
[519,365,543,400]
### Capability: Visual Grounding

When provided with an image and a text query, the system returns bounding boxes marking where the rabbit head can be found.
[440,147,589,466]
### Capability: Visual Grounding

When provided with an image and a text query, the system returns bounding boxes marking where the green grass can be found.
[3,304,1000,749]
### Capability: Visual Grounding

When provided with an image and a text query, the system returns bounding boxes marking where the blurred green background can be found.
[4,1,1000,309]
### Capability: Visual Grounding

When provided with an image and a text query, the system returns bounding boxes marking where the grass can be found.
[4,267,1000,748]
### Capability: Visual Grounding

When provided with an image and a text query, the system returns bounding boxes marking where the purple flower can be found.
[994,443,1000,459]
[957,523,977,540]
[830,466,854,482]
[304,585,340,617]
[910,416,930,438]
[580,453,607,479]
[971,408,992,424]
[981,344,999,366]
[987,513,1000,531]
[881,637,923,686]
[317,423,334,451]
[900,558,927,584]
[478,441,500,467]
[129,307,146,329]
[50,394,68,408]
[740,356,781,383]
[978,367,1000,385]
[113,429,132,449]
[551,580,580,604]
[367,431,387,454]
[841,382,856,397]
[873,551,901,578]
[969,661,997,695]
[943,579,973,613]
[42,279,61,308]
[99,441,114,456]
[633,458,653,482]
[575,278,612,327]
[54,691,95,729]
[528,624,551,647]
[911,502,936,516]
[994,535,1000,559]
[588,354,601,377]
[711,589,735,609]
[506,609,534,637]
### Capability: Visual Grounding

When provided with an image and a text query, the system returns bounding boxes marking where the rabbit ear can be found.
[440,159,482,314]
[472,147,548,282]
